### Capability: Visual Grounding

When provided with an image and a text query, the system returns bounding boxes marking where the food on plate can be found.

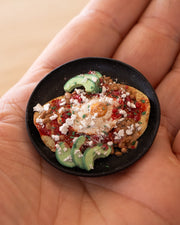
[33,71,150,170]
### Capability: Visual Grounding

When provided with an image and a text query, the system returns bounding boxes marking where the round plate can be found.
[26,57,160,177]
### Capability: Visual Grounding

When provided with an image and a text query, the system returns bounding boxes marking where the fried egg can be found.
[70,96,117,135]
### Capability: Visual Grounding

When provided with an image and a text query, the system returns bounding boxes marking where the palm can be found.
[0,0,180,224]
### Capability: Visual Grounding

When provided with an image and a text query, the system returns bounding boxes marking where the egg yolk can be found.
[90,102,107,117]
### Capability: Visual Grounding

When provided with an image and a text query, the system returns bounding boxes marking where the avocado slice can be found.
[89,71,102,78]
[55,142,76,168]
[83,144,112,171]
[83,73,100,86]
[71,136,86,169]
[64,74,100,93]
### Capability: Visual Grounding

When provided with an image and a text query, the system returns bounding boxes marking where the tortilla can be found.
[33,75,150,155]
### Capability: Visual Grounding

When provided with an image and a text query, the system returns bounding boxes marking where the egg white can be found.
[70,97,117,135]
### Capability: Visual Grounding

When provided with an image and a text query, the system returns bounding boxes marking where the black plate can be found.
[26,57,160,177]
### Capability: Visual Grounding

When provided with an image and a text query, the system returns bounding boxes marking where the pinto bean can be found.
[65,92,71,99]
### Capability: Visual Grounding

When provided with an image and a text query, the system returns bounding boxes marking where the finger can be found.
[173,130,180,160]
[113,0,180,87]
[81,126,175,197]
[156,51,180,138]
[20,0,150,84]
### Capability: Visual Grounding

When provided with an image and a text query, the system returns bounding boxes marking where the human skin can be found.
[0,0,180,224]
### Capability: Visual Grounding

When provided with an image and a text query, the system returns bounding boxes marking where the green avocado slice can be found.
[64,74,100,93]
[83,144,112,171]
[55,142,75,168]
[89,71,102,78]
[71,136,86,169]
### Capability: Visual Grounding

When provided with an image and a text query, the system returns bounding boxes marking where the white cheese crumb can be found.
[74,149,80,154]
[59,99,66,106]
[55,144,62,154]
[127,101,136,109]
[105,96,113,104]
[74,89,84,95]
[130,103,136,108]
[135,123,142,131]
[137,126,142,131]
[66,118,74,126]
[59,123,69,135]
[43,103,50,111]
[102,86,106,94]
[126,124,134,135]
[74,149,83,158]
[73,137,78,143]
[70,98,79,105]
[58,107,65,114]
[51,134,60,142]
[101,132,106,136]
[92,76,98,82]
[119,109,127,117]
[107,141,113,146]
[63,155,73,162]
[118,129,125,137]
[121,94,126,98]
[64,113,76,127]
[127,101,131,107]
[71,114,77,120]
[87,141,93,146]
[80,94,88,103]
[126,129,133,135]
[49,113,58,121]
[33,103,44,113]
[104,150,109,155]
[95,150,101,156]
[114,129,124,139]
[71,105,79,112]
[36,117,44,126]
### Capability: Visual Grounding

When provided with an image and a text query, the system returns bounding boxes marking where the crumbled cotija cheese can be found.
[59,123,69,134]
[59,99,66,106]
[114,129,124,139]
[50,113,58,120]
[36,117,44,126]
[51,134,60,141]
[43,103,50,111]
[33,103,44,113]
[63,155,73,162]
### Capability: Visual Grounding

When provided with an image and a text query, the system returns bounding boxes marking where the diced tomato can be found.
[111,90,120,96]
[135,102,141,108]
[71,94,82,103]
[112,107,122,120]
[126,96,131,102]
[39,127,51,136]
[134,114,141,122]
[112,108,118,113]
[51,99,61,108]
[118,98,124,105]
[127,112,134,119]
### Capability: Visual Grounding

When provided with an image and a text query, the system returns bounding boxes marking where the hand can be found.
[0,0,180,224]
